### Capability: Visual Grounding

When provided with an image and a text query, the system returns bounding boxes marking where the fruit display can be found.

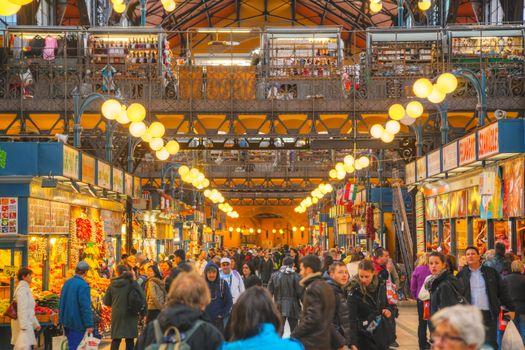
[0,298,10,315]
[35,292,59,311]
[34,305,55,315]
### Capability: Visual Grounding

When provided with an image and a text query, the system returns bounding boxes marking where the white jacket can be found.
[11,280,40,349]
[220,270,245,304]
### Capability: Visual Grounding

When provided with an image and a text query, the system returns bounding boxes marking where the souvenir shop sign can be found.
[442,141,458,172]
[81,154,96,185]
[112,168,124,193]
[405,162,416,185]
[502,157,524,218]
[0,197,17,234]
[416,157,426,181]
[477,120,525,160]
[63,145,80,180]
[459,133,477,166]
[427,149,442,177]
[97,161,111,190]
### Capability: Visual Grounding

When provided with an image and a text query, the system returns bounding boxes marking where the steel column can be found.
[467,217,474,247]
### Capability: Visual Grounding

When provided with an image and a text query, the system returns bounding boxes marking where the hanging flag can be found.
[343,183,352,202]
[351,184,358,201]
[336,189,344,205]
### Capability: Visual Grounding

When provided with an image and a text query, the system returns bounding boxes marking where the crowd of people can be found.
[8,243,525,350]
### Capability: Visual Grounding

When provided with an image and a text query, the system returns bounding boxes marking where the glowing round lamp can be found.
[355,162,362,170]
[114,2,126,13]
[336,170,346,180]
[324,184,333,193]
[163,0,176,12]
[204,189,211,197]
[181,174,192,183]
[388,104,405,121]
[436,72,458,94]
[358,156,370,168]
[111,0,123,4]
[406,101,424,119]
[370,0,381,3]
[0,1,21,15]
[116,108,130,124]
[201,179,210,188]
[148,122,165,138]
[165,140,180,154]
[427,85,446,104]
[344,163,354,173]
[312,197,319,204]
[401,114,417,126]
[156,147,170,161]
[381,131,395,143]
[178,165,189,176]
[101,99,121,120]
[386,120,401,134]
[129,122,147,137]
[418,0,431,11]
[8,0,32,5]
[370,2,382,13]
[141,131,152,143]
[335,162,345,172]
[370,124,384,139]
[329,169,338,179]
[149,137,164,151]
[126,103,146,122]
[413,78,433,98]
[344,155,355,166]
[189,168,200,179]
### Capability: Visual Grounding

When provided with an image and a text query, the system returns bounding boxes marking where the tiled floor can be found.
[101,301,421,350]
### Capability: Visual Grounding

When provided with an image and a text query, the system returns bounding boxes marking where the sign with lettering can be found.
[478,122,499,160]
[112,168,124,193]
[416,157,426,181]
[63,145,80,179]
[81,154,96,185]
[427,150,442,177]
[459,133,477,166]
[97,161,111,189]
[405,162,416,185]
[3,265,16,278]
[442,141,458,172]
[0,197,17,234]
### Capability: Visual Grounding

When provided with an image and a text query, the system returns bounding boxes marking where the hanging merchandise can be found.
[365,205,375,241]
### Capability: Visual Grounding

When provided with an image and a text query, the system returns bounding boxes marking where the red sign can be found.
[478,122,499,160]
[459,133,476,165]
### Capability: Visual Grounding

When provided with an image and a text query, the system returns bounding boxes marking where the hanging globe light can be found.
[165,140,180,155]
[355,162,363,170]
[370,124,385,139]
[344,155,355,166]
[178,165,189,176]
[113,2,126,13]
[116,107,130,124]
[204,189,211,197]
[336,170,346,180]
[7,0,32,5]
[388,104,405,121]
[406,101,424,119]
[329,169,338,179]
[386,120,401,135]
[0,0,21,15]
[400,114,417,126]
[344,163,354,173]
[427,84,446,104]
[149,137,164,151]
[202,179,210,188]
[358,156,370,168]
[324,184,333,193]
[129,122,147,137]
[163,0,176,12]
[418,0,432,11]
[413,78,433,98]
[111,0,123,4]
[189,168,200,180]
[141,131,153,143]
[381,131,395,143]
[335,162,345,172]
[370,0,381,3]
[148,122,166,138]
[369,1,382,13]
[101,99,121,120]
[127,103,146,122]
[156,147,170,161]
[436,72,458,94]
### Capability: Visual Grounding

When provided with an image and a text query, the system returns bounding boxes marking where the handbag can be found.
[423,300,431,320]
[3,300,17,319]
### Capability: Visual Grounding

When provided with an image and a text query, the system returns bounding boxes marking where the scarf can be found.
[349,274,379,298]
[424,270,447,291]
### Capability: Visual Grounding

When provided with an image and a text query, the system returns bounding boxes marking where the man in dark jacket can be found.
[259,250,274,286]
[268,256,303,332]
[204,261,233,334]
[326,261,351,348]
[291,254,337,350]
[457,246,516,348]
[372,247,390,282]
[483,242,506,274]
[165,249,192,293]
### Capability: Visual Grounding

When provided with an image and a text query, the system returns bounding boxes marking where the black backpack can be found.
[128,281,146,316]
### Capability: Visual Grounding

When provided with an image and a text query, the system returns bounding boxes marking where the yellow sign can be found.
[3,265,16,278]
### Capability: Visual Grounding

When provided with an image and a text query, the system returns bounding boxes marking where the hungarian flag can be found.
[336,189,344,205]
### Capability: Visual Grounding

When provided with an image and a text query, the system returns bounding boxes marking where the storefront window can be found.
[0,248,23,305]
[28,236,46,291]
[456,219,468,256]
[48,236,68,294]
[474,219,488,256]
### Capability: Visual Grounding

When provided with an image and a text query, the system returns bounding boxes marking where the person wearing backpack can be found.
[104,264,145,350]
[145,264,167,323]
[204,262,233,334]
[136,271,223,350]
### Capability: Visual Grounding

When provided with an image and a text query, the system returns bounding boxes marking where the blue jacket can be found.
[204,262,233,320]
[59,275,94,332]
[219,323,304,350]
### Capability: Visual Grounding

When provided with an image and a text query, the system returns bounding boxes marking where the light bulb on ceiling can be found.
[413,78,433,98]
[370,124,384,139]
[406,101,424,119]
[385,120,401,134]
[129,122,147,137]
[388,104,405,121]
[436,72,458,94]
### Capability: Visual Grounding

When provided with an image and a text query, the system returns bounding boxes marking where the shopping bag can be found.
[423,300,431,320]
[501,321,525,350]
[385,279,399,305]
[52,335,68,350]
[78,332,100,350]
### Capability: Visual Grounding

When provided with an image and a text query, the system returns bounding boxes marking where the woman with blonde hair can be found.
[136,272,223,350]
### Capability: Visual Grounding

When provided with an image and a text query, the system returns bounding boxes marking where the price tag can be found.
[3,265,16,278]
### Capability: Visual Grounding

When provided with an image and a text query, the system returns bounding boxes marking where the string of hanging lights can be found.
[295,183,333,214]
[369,0,382,13]
[328,155,371,181]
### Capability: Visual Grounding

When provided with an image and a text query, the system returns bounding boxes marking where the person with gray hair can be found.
[430,304,486,350]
